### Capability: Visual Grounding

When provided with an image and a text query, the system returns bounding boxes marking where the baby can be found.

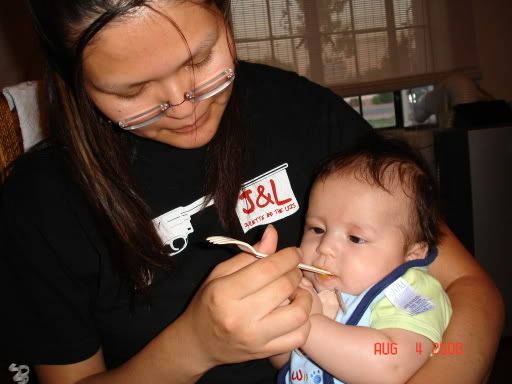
[272,135,452,384]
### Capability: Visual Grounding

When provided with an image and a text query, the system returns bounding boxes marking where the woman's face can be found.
[83,2,235,149]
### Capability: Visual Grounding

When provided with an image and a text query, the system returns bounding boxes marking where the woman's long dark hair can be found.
[27,0,243,293]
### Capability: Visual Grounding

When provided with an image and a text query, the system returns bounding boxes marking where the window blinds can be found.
[231,0,479,96]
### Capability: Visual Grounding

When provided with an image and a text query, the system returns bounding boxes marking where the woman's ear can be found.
[405,241,429,261]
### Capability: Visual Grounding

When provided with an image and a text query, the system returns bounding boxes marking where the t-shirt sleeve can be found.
[0,152,101,364]
[369,269,452,343]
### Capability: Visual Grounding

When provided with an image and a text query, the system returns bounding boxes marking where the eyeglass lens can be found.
[118,68,235,130]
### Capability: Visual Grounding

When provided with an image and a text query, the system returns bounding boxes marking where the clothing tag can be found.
[384,277,435,315]
[236,163,299,233]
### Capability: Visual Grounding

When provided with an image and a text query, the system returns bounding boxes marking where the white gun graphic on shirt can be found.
[153,196,214,256]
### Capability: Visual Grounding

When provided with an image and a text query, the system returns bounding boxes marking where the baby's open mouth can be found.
[316,267,336,281]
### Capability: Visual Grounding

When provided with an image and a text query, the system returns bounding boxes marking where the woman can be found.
[0,0,503,383]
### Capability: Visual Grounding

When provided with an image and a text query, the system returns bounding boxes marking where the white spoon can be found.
[207,235,333,276]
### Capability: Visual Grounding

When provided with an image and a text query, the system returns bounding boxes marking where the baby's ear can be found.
[405,242,429,261]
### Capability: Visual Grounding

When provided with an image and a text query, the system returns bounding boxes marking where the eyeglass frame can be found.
[116,67,235,131]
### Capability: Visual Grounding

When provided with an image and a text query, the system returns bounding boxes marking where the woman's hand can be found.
[178,225,313,370]
[34,226,312,384]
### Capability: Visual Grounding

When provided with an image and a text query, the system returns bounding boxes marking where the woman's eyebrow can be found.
[89,79,146,95]
[93,32,219,94]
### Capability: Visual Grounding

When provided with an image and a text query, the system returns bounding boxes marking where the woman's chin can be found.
[138,122,216,149]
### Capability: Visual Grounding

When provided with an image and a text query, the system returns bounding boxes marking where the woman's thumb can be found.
[254,224,278,255]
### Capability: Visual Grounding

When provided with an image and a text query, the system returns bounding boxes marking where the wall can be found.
[471,0,512,101]
[0,2,42,89]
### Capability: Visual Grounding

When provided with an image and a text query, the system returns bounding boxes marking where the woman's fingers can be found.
[256,286,312,354]
[187,265,308,364]
[221,246,302,298]
[235,263,303,316]
[205,251,257,282]
[205,224,280,284]
[185,225,312,365]
[253,224,278,255]
[299,277,315,292]
[259,284,312,337]
[200,279,312,360]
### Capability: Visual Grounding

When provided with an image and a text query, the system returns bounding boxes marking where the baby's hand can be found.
[317,290,340,319]
[299,278,323,315]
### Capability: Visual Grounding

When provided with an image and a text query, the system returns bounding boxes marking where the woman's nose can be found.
[166,98,195,119]
[161,80,195,119]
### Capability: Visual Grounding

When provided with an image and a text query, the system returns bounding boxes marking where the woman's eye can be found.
[190,51,214,70]
[349,235,366,244]
[115,85,146,100]
[116,92,141,100]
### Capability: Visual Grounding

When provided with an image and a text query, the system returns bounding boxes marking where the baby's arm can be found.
[301,316,433,384]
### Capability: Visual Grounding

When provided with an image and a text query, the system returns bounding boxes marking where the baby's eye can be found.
[348,235,366,244]
[310,227,325,235]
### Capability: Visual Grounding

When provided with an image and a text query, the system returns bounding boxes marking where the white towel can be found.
[2,81,44,151]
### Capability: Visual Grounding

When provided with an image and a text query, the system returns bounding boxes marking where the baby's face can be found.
[300,173,412,295]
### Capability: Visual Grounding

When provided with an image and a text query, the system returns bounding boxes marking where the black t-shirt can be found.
[0,61,371,383]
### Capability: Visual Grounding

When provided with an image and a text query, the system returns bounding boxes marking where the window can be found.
[231,0,479,123]
[402,85,436,127]
[344,86,436,129]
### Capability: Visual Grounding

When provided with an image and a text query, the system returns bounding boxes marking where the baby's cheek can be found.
[299,246,315,264]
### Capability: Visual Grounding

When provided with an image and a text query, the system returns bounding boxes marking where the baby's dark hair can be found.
[315,134,443,250]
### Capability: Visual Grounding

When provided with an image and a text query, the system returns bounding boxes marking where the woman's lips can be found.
[172,108,210,133]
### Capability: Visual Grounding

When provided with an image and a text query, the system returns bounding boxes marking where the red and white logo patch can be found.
[236,163,299,233]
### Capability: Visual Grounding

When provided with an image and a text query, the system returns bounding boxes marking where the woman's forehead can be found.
[83,3,220,85]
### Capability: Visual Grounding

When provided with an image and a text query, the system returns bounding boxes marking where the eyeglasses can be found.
[117,68,235,130]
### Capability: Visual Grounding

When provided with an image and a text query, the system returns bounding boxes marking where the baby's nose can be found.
[317,234,339,259]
